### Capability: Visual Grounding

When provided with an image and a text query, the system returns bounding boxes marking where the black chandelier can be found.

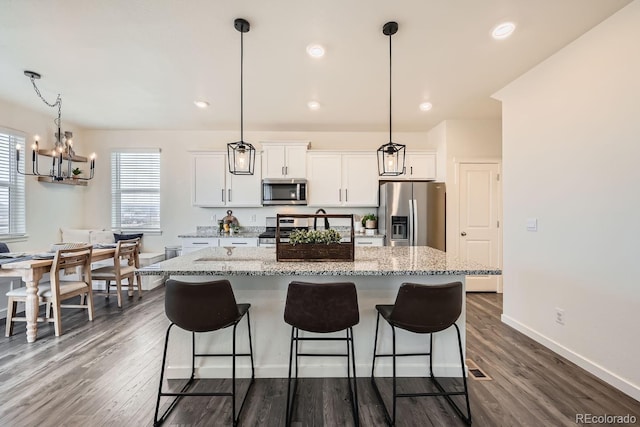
[227,18,256,175]
[377,21,406,176]
[17,71,95,182]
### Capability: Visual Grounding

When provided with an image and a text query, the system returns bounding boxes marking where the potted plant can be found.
[72,167,82,179]
[362,213,378,229]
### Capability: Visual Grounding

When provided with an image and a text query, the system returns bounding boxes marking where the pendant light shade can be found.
[377,21,406,176]
[228,18,256,175]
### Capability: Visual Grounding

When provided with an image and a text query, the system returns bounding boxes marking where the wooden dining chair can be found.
[6,245,95,337]
[91,238,142,308]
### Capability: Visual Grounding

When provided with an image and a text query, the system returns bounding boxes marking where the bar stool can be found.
[371,281,471,426]
[284,281,360,427]
[153,279,255,427]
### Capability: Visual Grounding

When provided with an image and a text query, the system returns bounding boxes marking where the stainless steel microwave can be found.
[262,178,307,205]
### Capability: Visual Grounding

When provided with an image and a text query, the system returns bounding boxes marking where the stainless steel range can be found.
[258,216,308,247]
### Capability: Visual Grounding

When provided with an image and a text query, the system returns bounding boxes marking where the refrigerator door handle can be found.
[413,199,419,246]
[409,199,414,245]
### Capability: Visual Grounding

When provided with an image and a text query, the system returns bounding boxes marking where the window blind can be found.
[0,128,26,237]
[111,149,161,232]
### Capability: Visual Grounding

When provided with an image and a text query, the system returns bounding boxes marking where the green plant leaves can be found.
[288,229,342,245]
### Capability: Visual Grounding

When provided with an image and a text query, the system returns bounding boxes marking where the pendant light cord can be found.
[240,30,244,143]
[388,30,392,144]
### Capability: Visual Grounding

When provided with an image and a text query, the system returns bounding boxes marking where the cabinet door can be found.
[342,154,379,207]
[405,153,436,180]
[227,153,262,207]
[192,154,226,207]
[307,153,342,206]
[284,145,308,178]
[181,238,219,254]
[262,145,285,178]
[355,237,385,246]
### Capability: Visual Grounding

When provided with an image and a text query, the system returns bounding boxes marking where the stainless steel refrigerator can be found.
[378,181,446,250]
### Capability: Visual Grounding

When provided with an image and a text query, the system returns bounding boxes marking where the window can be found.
[111,149,161,232]
[0,128,26,237]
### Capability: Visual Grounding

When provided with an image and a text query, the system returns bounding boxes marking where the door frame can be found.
[450,157,503,292]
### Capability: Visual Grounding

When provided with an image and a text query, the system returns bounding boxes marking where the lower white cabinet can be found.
[181,237,219,254]
[354,236,385,247]
[220,237,258,247]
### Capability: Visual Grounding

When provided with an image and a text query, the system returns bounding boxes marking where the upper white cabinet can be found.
[307,152,379,207]
[261,141,310,179]
[400,152,437,180]
[191,152,262,207]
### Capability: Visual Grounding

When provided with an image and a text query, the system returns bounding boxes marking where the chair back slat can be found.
[114,238,140,271]
[51,245,93,297]
[390,282,462,333]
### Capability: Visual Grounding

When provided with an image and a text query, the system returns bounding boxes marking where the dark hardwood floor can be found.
[1,288,638,426]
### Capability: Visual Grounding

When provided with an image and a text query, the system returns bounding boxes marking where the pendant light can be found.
[377,21,406,176]
[228,18,256,175]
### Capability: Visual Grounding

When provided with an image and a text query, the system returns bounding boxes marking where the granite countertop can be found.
[138,246,501,277]
[178,232,262,239]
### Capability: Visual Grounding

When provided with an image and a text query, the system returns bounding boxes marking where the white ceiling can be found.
[0,0,632,132]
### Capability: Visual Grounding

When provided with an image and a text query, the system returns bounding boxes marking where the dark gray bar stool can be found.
[154,279,255,427]
[371,281,471,426]
[284,281,360,426]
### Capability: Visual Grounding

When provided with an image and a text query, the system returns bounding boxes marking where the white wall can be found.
[495,1,640,400]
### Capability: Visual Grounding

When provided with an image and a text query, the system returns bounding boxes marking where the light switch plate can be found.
[526,218,538,231]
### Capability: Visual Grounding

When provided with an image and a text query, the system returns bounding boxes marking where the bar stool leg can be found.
[391,325,397,426]
[286,326,296,427]
[348,326,360,426]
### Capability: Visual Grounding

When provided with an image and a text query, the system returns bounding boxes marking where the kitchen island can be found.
[138,246,500,379]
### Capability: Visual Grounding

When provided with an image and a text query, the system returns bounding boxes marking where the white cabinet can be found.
[400,152,437,180]
[261,141,309,178]
[354,236,385,247]
[307,152,379,207]
[181,237,219,254]
[191,152,262,207]
[220,237,258,247]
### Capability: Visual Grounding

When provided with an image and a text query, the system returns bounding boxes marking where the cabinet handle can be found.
[193,242,209,245]
[228,189,231,202]
[339,189,342,201]
[410,166,413,175]
[282,166,285,175]
[285,166,288,175]
[231,242,247,245]
[222,189,225,202]
[345,189,348,202]
[358,241,373,245]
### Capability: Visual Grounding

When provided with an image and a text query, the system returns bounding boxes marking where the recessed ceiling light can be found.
[307,101,321,110]
[194,100,210,108]
[306,44,325,58]
[492,22,516,40]
[419,102,433,112]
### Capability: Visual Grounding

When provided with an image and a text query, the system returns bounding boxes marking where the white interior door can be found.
[459,162,501,292]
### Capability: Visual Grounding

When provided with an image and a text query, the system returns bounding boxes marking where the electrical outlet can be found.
[250,214,256,223]
[210,214,216,222]
[555,307,565,326]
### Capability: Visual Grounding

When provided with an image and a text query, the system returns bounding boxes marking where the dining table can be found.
[0,247,116,343]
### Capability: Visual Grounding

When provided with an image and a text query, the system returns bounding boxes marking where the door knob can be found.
[461,231,467,236]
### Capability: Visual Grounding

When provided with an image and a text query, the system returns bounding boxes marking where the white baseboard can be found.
[501,314,640,401]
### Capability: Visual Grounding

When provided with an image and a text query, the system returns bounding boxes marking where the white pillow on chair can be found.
[59,228,92,243]
[90,230,115,245]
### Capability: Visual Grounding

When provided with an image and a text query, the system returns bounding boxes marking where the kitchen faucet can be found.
[313,208,330,230]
